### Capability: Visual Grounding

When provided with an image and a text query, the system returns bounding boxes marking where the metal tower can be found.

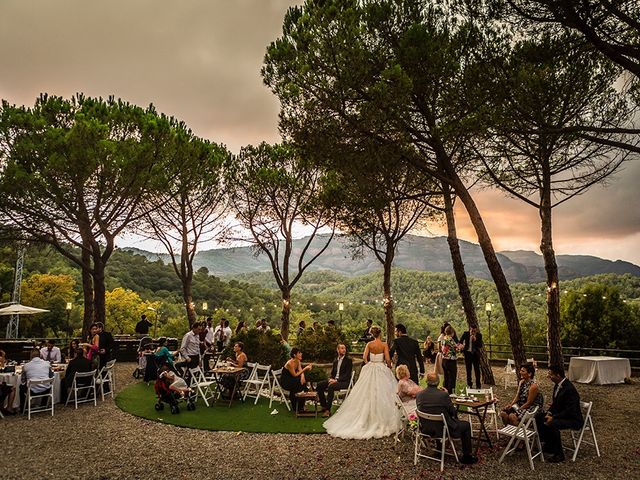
[6,248,25,338]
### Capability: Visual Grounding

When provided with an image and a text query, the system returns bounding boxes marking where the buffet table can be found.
[567,356,631,385]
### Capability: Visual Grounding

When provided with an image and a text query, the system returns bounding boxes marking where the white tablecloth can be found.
[0,371,63,409]
[567,356,631,385]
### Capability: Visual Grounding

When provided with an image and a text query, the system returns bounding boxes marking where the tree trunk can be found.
[281,287,291,340]
[540,175,563,366]
[443,184,495,384]
[80,241,94,339]
[382,254,395,342]
[438,151,527,368]
[182,281,197,327]
[92,256,107,327]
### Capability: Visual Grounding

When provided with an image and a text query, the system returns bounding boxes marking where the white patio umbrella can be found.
[0,303,50,315]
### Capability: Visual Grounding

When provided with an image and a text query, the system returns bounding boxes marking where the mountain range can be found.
[124,234,640,283]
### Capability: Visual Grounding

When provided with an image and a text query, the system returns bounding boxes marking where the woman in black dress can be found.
[280,348,312,412]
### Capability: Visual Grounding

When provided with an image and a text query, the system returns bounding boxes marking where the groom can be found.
[390,324,424,384]
[317,344,353,417]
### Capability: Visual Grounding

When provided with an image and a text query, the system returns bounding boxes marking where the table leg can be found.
[473,405,492,455]
[228,374,240,408]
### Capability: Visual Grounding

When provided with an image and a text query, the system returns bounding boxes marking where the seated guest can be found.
[20,348,54,412]
[416,373,478,465]
[536,364,583,463]
[280,348,312,413]
[500,363,544,426]
[67,340,79,362]
[359,319,374,342]
[0,380,16,415]
[396,364,423,415]
[317,344,352,417]
[0,348,8,369]
[154,337,175,369]
[40,339,62,363]
[220,342,250,397]
[63,346,94,400]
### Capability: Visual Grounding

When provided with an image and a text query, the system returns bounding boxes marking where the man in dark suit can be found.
[390,324,425,384]
[460,326,483,389]
[536,364,583,462]
[317,343,353,417]
[416,373,478,465]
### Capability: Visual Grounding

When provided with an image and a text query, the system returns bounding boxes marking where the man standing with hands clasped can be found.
[317,343,353,417]
[460,325,483,389]
[390,324,425,384]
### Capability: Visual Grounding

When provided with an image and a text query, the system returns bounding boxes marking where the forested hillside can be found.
[1,244,639,349]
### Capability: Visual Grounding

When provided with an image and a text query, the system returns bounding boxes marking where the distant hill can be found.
[124,234,640,283]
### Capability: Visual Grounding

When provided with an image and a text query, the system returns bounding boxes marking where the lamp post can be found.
[66,302,72,340]
[485,302,492,360]
[147,306,157,338]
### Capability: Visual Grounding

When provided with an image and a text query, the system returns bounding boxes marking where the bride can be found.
[323,325,401,439]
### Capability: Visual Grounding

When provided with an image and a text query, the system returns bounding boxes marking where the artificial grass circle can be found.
[116,382,328,434]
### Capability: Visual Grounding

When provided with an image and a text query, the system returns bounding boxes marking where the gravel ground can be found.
[3,363,639,480]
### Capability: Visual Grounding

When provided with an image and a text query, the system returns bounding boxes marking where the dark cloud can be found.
[1,1,638,263]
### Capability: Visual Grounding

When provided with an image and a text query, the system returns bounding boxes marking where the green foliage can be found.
[223,329,288,370]
[305,365,328,383]
[295,327,347,363]
[561,283,640,350]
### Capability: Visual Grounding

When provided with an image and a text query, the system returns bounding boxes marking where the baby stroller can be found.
[133,336,155,379]
[154,374,196,414]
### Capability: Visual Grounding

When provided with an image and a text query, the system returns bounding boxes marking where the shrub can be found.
[294,326,347,363]
[305,364,328,384]
[223,329,288,369]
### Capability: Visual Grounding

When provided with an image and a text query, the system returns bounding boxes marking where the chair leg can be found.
[591,420,601,457]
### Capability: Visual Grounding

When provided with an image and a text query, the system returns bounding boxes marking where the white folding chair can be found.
[526,357,537,369]
[268,368,291,411]
[239,362,257,396]
[24,378,55,420]
[65,370,97,409]
[188,366,217,407]
[242,363,272,404]
[98,359,116,401]
[394,394,416,446]
[414,411,459,471]
[565,401,601,461]
[498,406,544,470]
[466,387,499,439]
[504,359,518,389]
[333,370,355,405]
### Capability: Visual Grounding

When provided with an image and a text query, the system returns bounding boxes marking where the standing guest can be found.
[222,320,233,348]
[296,321,306,336]
[96,322,114,369]
[501,363,544,426]
[280,348,312,413]
[422,336,437,364]
[213,319,227,352]
[327,319,336,328]
[416,373,478,465]
[220,342,250,397]
[175,322,204,376]
[204,318,214,350]
[280,335,293,357]
[81,323,101,369]
[440,326,461,394]
[536,364,583,463]
[460,326,483,389]
[63,346,93,400]
[317,344,352,417]
[390,323,425,385]
[359,319,374,342]
[396,364,423,414]
[134,314,153,336]
[235,321,248,335]
[67,339,80,362]
[311,321,320,332]
[257,318,271,333]
[20,349,53,413]
[40,340,62,363]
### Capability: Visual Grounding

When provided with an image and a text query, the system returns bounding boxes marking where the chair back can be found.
[27,377,55,390]
[416,410,449,440]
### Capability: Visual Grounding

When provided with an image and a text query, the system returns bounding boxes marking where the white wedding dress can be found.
[323,353,401,439]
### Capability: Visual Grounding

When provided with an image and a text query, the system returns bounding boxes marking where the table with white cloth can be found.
[0,371,63,409]
[567,356,631,385]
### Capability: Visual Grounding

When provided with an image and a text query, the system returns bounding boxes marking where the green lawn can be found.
[116,382,328,434]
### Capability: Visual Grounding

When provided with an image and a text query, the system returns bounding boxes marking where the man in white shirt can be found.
[222,320,233,348]
[175,322,204,376]
[20,349,53,412]
[40,340,62,363]
[256,318,271,333]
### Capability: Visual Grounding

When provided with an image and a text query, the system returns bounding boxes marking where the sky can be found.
[1,0,639,265]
